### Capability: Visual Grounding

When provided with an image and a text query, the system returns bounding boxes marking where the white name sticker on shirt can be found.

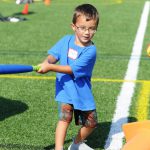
[68,48,78,60]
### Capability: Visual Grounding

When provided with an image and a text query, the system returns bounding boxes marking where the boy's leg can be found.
[68,110,97,150]
[55,120,70,150]
[74,126,94,144]
[75,110,98,143]
[55,103,73,150]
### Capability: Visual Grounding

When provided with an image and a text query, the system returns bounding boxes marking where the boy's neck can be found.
[75,40,92,47]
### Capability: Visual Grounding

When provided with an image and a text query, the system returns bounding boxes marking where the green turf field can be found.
[0,0,150,149]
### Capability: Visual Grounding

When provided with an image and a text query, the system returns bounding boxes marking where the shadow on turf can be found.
[44,117,137,150]
[0,97,28,121]
[86,116,137,149]
[44,139,73,150]
[0,143,47,150]
[0,12,35,22]
[12,11,35,16]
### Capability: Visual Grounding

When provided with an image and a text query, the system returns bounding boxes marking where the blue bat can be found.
[0,64,40,74]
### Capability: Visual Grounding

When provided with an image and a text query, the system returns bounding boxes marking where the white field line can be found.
[104,1,150,150]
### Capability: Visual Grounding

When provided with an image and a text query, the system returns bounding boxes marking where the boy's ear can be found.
[71,23,76,31]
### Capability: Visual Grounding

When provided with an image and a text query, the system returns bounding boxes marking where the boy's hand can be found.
[36,55,58,74]
[37,61,51,74]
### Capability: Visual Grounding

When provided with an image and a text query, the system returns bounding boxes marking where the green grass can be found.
[0,0,150,149]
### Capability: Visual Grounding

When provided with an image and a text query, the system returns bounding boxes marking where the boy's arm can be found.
[44,55,58,64]
[37,55,73,74]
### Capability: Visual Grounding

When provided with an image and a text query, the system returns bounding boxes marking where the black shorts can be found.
[58,102,98,128]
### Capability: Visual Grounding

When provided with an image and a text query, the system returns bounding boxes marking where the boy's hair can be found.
[72,4,99,28]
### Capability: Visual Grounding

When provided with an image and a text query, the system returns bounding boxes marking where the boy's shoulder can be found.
[57,35,74,46]
[61,34,74,40]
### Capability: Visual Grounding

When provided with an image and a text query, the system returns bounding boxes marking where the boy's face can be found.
[71,15,97,47]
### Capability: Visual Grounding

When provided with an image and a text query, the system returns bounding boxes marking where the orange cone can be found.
[44,0,51,6]
[122,128,150,150]
[122,120,150,142]
[22,4,29,15]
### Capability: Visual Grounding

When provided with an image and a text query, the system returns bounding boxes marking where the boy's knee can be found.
[83,110,98,128]
[59,104,73,123]
[84,120,98,128]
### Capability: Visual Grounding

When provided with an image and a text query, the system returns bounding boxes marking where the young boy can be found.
[37,3,99,150]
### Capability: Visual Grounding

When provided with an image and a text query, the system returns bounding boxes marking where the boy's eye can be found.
[80,27,86,30]
[75,24,97,34]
